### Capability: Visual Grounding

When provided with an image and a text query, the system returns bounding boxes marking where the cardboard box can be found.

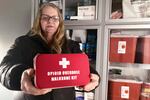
[108,78,142,100]
[109,34,138,63]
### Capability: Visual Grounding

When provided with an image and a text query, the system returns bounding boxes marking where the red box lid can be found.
[34,53,90,89]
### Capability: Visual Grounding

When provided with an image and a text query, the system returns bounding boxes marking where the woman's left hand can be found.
[83,73,100,92]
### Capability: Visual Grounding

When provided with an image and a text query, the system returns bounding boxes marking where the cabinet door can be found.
[39,0,101,25]
[106,0,150,24]
[65,28,98,67]
[106,25,150,100]
[39,0,97,21]
[65,0,96,20]
[39,0,63,10]
[65,28,100,100]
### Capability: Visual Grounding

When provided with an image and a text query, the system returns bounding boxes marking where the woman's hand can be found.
[83,73,100,92]
[111,10,123,19]
[21,68,52,95]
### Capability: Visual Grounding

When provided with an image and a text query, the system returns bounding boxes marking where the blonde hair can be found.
[31,3,65,53]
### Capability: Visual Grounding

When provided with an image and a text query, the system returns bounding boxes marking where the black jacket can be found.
[0,32,99,100]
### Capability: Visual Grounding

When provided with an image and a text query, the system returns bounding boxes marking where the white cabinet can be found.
[33,0,102,100]
[104,0,150,100]
[33,0,150,100]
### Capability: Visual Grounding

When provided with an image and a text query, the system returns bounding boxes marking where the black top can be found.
[0,31,99,100]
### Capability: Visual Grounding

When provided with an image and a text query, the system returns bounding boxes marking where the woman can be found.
[0,3,100,100]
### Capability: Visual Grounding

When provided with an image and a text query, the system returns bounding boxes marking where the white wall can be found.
[0,0,31,99]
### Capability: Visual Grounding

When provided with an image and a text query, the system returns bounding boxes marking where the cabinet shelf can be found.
[64,20,100,26]
[109,62,150,70]
[106,18,150,25]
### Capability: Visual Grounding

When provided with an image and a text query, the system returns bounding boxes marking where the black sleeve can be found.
[0,37,29,90]
[67,39,83,53]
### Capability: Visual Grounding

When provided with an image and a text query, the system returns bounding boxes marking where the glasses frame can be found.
[41,14,59,22]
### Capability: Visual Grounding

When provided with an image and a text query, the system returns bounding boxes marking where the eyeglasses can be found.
[41,14,59,22]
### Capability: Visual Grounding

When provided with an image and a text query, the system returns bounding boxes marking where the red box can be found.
[34,54,90,89]
[141,96,150,100]
[109,35,138,63]
[140,95,150,100]
[136,35,150,64]
[140,82,150,100]
[108,78,142,100]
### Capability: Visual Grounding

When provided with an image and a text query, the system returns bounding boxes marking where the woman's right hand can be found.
[21,68,52,95]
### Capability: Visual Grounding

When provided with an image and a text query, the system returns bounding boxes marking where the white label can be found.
[78,6,95,20]
[118,41,126,54]
[84,92,94,100]
[121,86,129,99]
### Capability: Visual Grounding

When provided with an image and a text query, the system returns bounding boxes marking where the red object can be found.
[34,54,90,89]
[136,35,150,64]
[141,96,150,100]
[108,79,142,100]
[109,35,138,63]
[140,82,150,100]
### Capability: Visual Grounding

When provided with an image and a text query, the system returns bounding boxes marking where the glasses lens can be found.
[51,16,59,22]
[41,14,59,22]
[41,15,49,21]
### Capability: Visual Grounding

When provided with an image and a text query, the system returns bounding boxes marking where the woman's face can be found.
[40,6,59,40]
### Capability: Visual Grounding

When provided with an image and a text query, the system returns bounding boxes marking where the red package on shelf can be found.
[140,82,150,100]
[109,34,138,63]
[108,76,142,100]
[34,54,90,89]
[136,35,150,64]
